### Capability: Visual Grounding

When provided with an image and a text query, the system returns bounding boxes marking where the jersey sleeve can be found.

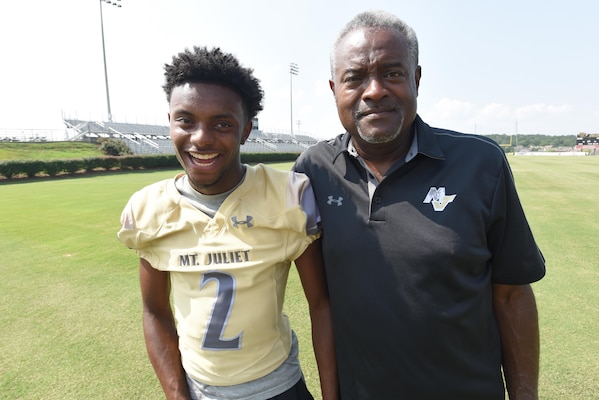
[117,194,145,251]
[488,158,545,284]
[116,179,178,265]
[287,171,321,236]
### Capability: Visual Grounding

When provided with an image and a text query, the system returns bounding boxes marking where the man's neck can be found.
[350,130,414,180]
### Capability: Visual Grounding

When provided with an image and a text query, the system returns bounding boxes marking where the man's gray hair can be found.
[330,10,419,79]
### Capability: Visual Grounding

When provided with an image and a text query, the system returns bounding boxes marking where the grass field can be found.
[0,142,103,161]
[1,156,598,399]
[508,156,599,399]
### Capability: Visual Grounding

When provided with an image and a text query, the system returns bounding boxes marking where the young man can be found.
[118,46,337,400]
[293,10,545,400]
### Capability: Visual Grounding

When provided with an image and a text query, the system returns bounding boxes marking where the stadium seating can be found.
[63,118,318,155]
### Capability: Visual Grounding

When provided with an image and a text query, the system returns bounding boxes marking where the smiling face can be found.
[330,27,421,148]
[168,82,251,195]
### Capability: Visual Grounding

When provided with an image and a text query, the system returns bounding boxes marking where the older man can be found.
[294,10,545,400]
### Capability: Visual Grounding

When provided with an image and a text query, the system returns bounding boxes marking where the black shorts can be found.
[269,378,314,400]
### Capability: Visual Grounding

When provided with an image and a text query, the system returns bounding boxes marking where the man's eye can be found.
[386,71,406,79]
[215,122,232,129]
[176,117,192,124]
[343,75,362,83]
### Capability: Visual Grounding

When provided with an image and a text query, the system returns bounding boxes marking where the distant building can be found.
[576,133,598,146]
[575,133,599,154]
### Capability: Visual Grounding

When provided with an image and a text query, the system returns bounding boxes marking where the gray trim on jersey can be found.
[175,172,246,218]
[186,331,303,400]
[287,171,321,236]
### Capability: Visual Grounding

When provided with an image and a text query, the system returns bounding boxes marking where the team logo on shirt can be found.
[231,215,253,228]
[327,196,344,206]
[423,187,456,212]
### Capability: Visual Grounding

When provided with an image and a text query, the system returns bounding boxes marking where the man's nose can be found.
[190,125,214,146]
[362,75,387,101]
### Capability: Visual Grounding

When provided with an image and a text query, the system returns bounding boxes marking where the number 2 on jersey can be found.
[200,271,243,350]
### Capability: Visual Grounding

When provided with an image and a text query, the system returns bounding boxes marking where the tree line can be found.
[482,134,575,148]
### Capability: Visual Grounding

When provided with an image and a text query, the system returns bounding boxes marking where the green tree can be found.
[99,138,132,156]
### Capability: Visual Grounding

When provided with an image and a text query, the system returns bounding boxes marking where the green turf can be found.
[507,156,599,399]
[0,142,103,161]
[1,156,598,399]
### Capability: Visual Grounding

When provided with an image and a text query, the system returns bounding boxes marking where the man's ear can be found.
[329,79,335,95]
[241,119,252,144]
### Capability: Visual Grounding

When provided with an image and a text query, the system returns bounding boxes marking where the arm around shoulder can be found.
[493,283,540,400]
[294,239,339,400]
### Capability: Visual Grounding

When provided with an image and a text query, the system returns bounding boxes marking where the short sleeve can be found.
[287,171,321,236]
[488,160,545,284]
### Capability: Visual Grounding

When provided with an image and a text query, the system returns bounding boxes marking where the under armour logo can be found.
[231,215,253,228]
[423,187,456,212]
[327,196,343,206]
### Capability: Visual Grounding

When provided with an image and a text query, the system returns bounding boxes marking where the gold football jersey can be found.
[118,164,320,385]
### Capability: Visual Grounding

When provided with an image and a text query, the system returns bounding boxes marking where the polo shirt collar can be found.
[413,115,445,160]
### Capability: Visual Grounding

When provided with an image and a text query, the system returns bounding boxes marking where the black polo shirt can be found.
[293,115,545,400]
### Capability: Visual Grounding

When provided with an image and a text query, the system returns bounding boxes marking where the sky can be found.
[1,0,598,139]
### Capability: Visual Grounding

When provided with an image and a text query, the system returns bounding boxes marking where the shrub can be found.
[82,157,104,172]
[99,138,132,156]
[64,159,86,174]
[23,161,45,177]
[241,152,299,164]
[119,155,145,170]
[101,156,121,170]
[152,154,179,168]
[0,160,24,178]
[0,153,293,180]
[43,160,64,176]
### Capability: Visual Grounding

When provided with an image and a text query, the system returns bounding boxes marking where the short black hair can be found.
[163,46,264,120]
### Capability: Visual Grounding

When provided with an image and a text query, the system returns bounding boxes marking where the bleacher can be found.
[63,118,318,155]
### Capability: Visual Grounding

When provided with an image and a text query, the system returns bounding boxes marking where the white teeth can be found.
[189,152,218,160]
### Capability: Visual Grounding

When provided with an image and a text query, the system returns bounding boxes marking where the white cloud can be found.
[423,98,583,135]
[423,98,480,134]
[514,103,578,135]
[480,103,512,118]
[476,103,516,134]
[431,98,476,119]
[516,103,574,118]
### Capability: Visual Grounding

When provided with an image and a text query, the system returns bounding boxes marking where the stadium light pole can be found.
[99,0,122,122]
[289,63,298,135]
